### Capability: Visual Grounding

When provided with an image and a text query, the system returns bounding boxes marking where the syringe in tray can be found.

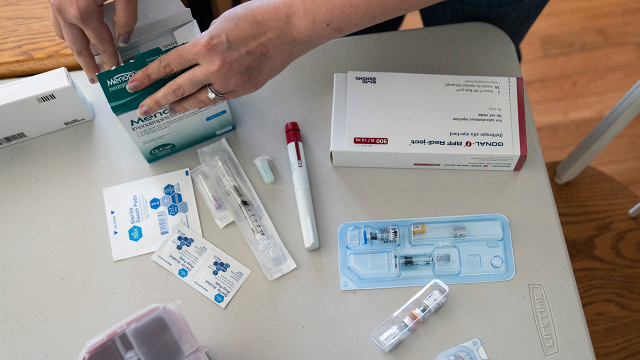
[399,253,450,267]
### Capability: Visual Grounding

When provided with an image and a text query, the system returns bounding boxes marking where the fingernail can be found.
[118,34,131,47]
[89,77,98,84]
[137,106,151,117]
[126,81,140,92]
[169,106,179,115]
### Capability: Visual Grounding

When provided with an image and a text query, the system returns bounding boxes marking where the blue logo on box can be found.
[128,226,143,241]
[214,294,224,303]
[206,110,227,121]
[178,202,189,213]
[176,237,194,250]
[168,204,179,216]
[164,184,175,195]
[171,193,182,204]
[150,198,161,210]
[178,268,188,278]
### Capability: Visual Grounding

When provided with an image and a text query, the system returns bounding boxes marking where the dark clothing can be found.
[349,0,550,61]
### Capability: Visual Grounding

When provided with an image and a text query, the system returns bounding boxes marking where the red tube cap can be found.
[285,122,301,144]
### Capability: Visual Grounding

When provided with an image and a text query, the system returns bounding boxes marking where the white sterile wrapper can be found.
[197,138,297,281]
[191,166,234,229]
[152,224,251,308]
[103,169,202,261]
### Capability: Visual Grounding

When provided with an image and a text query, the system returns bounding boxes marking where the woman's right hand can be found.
[49,0,138,83]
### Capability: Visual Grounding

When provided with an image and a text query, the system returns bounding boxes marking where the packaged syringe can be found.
[197,138,297,280]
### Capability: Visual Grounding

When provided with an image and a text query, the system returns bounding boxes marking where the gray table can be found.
[0,23,595,359]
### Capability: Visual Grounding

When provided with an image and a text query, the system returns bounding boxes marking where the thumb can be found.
[112,0,138,46]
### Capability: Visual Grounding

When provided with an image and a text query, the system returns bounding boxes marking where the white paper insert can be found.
[103,169,202,261]
[152,224,251,308]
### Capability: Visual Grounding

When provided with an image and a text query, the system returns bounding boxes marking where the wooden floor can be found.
[511,2,640,357]
[547,161,640,359]
[521,0,640,198]
[401,0,640,197]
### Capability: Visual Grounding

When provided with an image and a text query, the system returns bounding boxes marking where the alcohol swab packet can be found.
[103,168,202,261]
[152,223,251,308]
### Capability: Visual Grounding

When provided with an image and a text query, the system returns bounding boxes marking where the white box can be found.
[0,67,94,149]
[330,72,527,170]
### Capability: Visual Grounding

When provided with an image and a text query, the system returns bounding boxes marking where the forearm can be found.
[287,0,443,44]
[215,0,443,67]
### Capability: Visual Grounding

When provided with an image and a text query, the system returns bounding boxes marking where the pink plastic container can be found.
[78,303,209,360]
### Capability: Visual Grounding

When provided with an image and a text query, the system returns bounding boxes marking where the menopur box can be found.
[97,42,234,163]
[330,72,527,171]
[0,68,93,149]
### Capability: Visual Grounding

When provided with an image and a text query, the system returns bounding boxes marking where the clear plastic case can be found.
[338,214,514,290]
[78,302,209,360]
[370,279,449,352]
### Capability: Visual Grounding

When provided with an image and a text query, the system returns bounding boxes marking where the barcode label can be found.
[0,132,28,145]
[36,94,56,103]
[158,210,169,235]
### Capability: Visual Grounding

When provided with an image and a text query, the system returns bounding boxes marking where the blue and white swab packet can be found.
[103,168,201,261]
[152,223,251,308]
[435,338,489,360]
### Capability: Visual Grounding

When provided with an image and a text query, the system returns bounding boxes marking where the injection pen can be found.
[285,122,320,250]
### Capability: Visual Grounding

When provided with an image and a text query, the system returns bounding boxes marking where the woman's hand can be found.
[127,1,318,116]
[127,0,440,116]
[50,0,137,83]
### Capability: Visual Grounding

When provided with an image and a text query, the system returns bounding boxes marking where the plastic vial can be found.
[410,290,446,323]
[411,223,428,236]
[412,224,467,239]
[370,280,449,352]
[451,226,466,238]
[363,226,399,245]
[378,316,415,348]
[378,290,446,347]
